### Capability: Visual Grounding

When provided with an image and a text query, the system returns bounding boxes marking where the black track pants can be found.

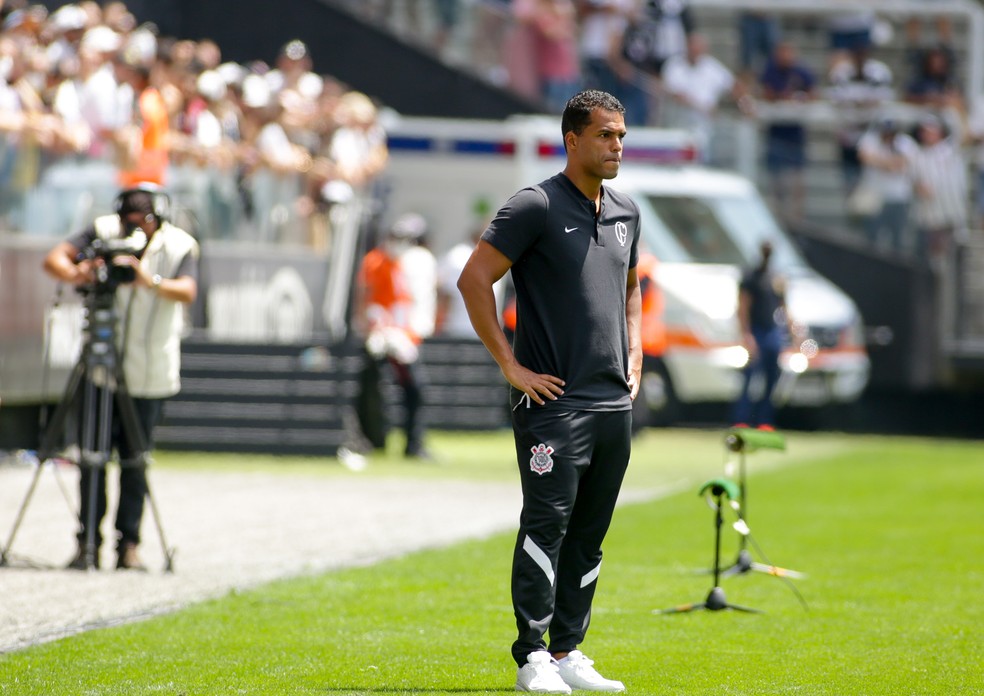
[509,406,631,666]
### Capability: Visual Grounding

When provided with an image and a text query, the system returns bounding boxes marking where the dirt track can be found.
[0,458,525,653]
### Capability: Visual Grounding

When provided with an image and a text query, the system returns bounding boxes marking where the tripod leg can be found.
[37,360,85,460]
[0,461,47,566]
[143,476,175,573]
[77,379,112,570]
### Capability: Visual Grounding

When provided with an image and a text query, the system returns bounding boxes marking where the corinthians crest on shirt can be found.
[530,443,555,475]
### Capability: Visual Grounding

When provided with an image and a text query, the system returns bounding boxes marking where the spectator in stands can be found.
[826,10,874,56]
[513,0,581,114]
[318,90,388,216]
[354,213,437,459]
[76,24,123,160]
[0,35,45,227]
[172,68,240,235]
[905,114,968,272]
[266,40,322,106]
[757,40,816,225]
[904,45,962,112]
[577,0,649,125]
[855,118,915,253]
[237,72,311,241]
[114,49,169,187]
[0,0,390,244]
[624,0,695,78]
[101,1,136,35]
[903,15,961,110]
[44,3,88,68]
[660,32,745,162]
[827,45,894,195]
[965,95,984,230]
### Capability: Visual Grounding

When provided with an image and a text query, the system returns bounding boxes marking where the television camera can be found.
[77,228,148,293]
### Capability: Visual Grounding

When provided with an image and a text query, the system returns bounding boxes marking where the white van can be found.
[380,114,870,423]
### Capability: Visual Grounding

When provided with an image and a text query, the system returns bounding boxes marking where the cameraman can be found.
[42,184,199,571]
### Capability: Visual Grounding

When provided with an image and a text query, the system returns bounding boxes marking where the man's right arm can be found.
[457,240,564,405]
[43,241,94,286]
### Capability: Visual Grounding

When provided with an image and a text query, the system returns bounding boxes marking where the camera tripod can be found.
[0,285,175,572]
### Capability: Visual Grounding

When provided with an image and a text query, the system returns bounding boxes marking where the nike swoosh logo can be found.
[564,226,578,233]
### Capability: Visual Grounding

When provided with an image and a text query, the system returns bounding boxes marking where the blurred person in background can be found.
[302,89,387,250]
[266,39,322,105]
[43,3,88,68]
[236,71,311,242]
[577,0,648,126]
[903,15,961,112]
[855,118,914,253]
[826,9,874,57]
[513,0,581,114]
[76,24,123,160]
[964,95,984,230]
[660,32,744,162]
[41,183,199,571]
[757,40,816,225]
[170,68,241,236]
[354,213,436,459]
[731,240,790,429]
[904,45,962,112]
[113,48,169,187]
[905,114,968,272]
[623,0,695,79]
[826,45,894,197]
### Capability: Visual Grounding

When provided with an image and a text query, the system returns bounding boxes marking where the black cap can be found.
[118,191,155,216]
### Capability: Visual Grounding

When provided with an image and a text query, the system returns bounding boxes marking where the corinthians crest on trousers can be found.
[529,444,555,475]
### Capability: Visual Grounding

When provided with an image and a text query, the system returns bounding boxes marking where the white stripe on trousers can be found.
[523,535,555,586]
[580,561,602,588]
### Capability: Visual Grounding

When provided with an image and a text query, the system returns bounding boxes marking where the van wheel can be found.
[639,358,679,428]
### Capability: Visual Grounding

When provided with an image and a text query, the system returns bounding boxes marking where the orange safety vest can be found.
[119,87,169,187]
[637,253,667,357]
[502,296,517,332]
[358,248,420,343]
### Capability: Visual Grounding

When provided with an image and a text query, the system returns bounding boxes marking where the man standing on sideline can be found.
[354,213,436,459]
[731,240,788,429]
[458,90,641,693]
[42,184,199,570]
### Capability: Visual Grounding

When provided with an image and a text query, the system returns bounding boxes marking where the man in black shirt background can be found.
[458,90,641,693]
[732,240,787,428]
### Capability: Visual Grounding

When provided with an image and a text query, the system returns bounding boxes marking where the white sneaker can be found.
[516,651,572,693]
[556,650,625,692]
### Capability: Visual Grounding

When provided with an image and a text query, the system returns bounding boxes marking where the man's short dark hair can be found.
[561,90,625,141]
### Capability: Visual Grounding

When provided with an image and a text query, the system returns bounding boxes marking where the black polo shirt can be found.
[483,173,640,411]
[740,265,783,332]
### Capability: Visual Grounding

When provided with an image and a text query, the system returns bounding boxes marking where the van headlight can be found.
[788,352,809,374]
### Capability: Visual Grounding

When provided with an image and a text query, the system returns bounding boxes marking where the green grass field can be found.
[2,430,983,695]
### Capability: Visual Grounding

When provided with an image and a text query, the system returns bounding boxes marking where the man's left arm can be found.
[626,266,642,401]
